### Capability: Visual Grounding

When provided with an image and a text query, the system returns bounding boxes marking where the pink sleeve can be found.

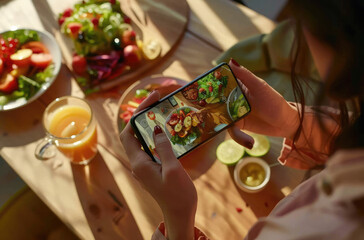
[278,103,341,169]
[152,222,210,240]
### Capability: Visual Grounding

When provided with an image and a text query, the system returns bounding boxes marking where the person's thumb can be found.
[153,125,180,170]
[228,125,254,149]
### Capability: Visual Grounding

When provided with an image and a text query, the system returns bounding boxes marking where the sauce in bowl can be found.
[239,162,266,187]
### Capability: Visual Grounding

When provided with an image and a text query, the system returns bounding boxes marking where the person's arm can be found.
[278,103,341,169]
[119,91,198,240]
[227,59,341,170]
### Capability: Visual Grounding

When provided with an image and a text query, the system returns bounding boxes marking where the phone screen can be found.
[131,63,251,160]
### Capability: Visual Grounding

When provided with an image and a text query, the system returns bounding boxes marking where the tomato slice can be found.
[147,111,156,120]
[0,73,18,93]
[178,130,188,138]
[168,117,179,126]
[30,53,52,68]
[0,58,3,75]
[21,41,49,54]
[120,111,132,123]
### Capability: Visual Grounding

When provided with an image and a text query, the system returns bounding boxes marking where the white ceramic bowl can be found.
[234,157,271,193]
[0,29,61,111]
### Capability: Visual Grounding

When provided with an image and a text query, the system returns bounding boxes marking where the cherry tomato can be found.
[67,23,83,38]
[58,16,66,26]
[168,117,179,126]
[91,17,99,27]
[22,41,49,54]
[120,111,132,123]
[122,30,136,46]
[63,8,73,18]
[0,58,3,75]
[147,111,156,120]
[214,71,221,79]
[72,54,87,75]
[178,130,188,138]
[0,73,18,93]
[30,53,52,68]
[10,49,32,67]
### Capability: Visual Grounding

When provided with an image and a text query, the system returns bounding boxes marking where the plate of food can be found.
[164,106,204,146]
[58,0,175,94]
[181,68,228,107]
[0,29,61,111]
[227,87,250,121]
[116,75,187,133]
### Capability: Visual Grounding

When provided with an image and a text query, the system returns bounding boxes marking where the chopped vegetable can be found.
[229,94,250,120]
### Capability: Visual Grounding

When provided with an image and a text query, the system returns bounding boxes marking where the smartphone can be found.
[130,62,251,162]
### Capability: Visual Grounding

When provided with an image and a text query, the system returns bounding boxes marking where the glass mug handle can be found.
[35,137,57,160]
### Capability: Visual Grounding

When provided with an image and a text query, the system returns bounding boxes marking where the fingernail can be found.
[150,89,159,95]
[247,142,254,149]
[230,58,240,67]
[154,125,162,135]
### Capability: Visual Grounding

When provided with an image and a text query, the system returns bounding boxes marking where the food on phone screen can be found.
[165,107,205,146]
[181,70,228,107]
[216,139,245,165]
[119,79,181,130]
[133,64,251,159]
[228,87,250,121]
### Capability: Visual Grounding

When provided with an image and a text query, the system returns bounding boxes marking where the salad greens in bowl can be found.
[59,0,161,92]
[0,29,61,111]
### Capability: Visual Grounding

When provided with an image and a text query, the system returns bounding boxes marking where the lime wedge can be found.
[216,139,245,165]
[245,133,270,157]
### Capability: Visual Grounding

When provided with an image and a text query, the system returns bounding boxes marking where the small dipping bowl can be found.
[234,157,271,193]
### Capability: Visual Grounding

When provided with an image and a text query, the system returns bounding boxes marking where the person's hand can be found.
[228,59,299,147]
[120,90,197,240]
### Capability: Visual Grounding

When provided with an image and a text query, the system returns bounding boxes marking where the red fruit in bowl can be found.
[67,22,83,38]
[63,8,73,18]
[58,16,66,26]
[72,54,87,75]
[123,45,141,67]
[122,30,136,46]
[91,17,99,27]
[0,58,4,75]
[0,73,18,94]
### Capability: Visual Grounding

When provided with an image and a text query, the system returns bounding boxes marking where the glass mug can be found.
[35,96,98,165]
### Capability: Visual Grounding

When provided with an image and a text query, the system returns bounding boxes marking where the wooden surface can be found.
[0,0,306,239]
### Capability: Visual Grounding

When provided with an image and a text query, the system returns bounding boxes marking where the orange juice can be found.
[49,105,97,164]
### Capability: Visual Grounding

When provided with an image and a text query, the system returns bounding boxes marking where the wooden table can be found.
[0,0,307,239]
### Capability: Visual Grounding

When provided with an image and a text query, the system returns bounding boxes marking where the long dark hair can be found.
[289,0,364,152]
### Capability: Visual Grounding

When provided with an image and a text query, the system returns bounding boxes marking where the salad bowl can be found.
[164,106,200,146]
[0,29,61,111]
